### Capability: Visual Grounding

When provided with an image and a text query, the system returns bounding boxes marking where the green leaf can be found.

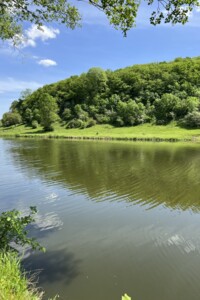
[122,294,131,300]
[0,206,44,252]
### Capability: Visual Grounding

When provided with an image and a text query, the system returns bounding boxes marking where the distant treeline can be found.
[2,56,200,130]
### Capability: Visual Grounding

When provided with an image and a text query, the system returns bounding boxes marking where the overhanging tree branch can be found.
[0,0,199,42]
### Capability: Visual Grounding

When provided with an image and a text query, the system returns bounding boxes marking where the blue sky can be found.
[1,2,200,118]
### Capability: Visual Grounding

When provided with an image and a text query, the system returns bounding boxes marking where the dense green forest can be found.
[2,56,200,131]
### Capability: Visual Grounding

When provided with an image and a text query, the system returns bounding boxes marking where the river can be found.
[1,138,200,300]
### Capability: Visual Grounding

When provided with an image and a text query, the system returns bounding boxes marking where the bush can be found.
[66,118,97,129]
[115,116,124,127]
[181,111,200,128]
[44,124,55,132]
[62,108,72,121]
[95,114,111,124]
[2,112,22,127]
[66,119,84,129]
[0,206,44,252]
[115,100,145,126]
[74,105,89,121]
[80,121,87,129]
[85,118,96,128]
[154,94,181,124]
[31,120,39,129]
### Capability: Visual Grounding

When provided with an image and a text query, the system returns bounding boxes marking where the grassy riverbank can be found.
[0,252,42,300]
[0,252,58,300]
[1,123,200,142]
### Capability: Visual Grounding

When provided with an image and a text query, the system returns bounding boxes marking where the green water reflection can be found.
[9,139,200,211]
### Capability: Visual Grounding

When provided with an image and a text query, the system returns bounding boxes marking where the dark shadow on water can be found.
[22,248,81,285]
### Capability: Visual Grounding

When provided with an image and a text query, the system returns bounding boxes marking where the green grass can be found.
[1,123,200,142]
[0,252,58,300]
[0,252,43,300]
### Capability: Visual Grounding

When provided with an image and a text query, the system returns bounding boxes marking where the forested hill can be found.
[2,56,200,130]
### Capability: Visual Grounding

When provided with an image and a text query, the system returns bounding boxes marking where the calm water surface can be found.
[1,138,200,300]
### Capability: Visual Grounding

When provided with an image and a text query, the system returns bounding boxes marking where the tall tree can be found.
[86,68,108,101]
[37,93,58,131]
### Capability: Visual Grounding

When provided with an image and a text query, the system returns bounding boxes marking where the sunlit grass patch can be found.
[0,251,43,300]
[1,123,200,142]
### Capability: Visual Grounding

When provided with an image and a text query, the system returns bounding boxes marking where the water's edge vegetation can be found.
[0,251,43,300]
[0,207,57,300]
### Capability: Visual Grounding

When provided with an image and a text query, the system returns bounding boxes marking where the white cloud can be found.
[24,38,36,47]
[37,59,57,67]
[26,25,60,42]
[18,25,60,48]
[0,78,42,94]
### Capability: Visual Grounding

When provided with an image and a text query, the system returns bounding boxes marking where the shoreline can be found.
[0,124,200,143]
[0,133,195,143]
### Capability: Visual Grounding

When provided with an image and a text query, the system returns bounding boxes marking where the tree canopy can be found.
[0,0,199,42]
[3,56,200,130]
